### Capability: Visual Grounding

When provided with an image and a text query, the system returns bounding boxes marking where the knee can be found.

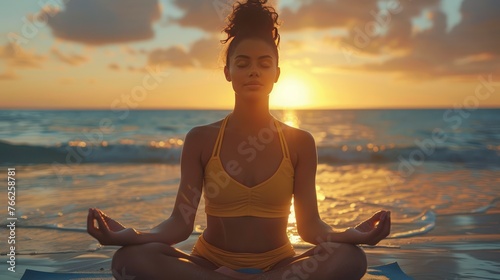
[112,244,148,271]
[111,243,172,276]
[352,244,367,271]
[316,243,367,280]
[336,243,367,279]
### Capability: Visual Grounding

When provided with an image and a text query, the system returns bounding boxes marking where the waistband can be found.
[191,234,296,271]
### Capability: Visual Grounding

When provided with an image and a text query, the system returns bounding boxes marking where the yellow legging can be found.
[191,234,296,271]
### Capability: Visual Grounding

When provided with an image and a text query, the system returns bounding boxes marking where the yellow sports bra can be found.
[203,114,294,218]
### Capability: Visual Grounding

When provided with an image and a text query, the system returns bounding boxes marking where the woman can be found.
[87,1,391,279]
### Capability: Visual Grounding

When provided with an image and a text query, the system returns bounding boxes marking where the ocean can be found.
[1,109,499,279]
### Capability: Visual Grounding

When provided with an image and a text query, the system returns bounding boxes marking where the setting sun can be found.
[271,75,312,109]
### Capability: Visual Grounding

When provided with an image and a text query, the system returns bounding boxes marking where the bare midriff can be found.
[203,215,290,253]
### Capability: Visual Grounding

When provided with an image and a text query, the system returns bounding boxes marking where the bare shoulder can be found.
[278,121,315,147]
[186,120,220,139]
[277,121,316,164]
[184,119,224,162]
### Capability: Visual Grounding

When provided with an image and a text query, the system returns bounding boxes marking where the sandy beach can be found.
[2,212,500,279]
[1,109,499,279]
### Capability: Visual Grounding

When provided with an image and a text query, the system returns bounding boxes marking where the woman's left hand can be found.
[87,208,139,246]
[345,210,391,245]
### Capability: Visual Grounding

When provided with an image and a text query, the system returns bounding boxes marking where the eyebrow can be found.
[234,55,273,60]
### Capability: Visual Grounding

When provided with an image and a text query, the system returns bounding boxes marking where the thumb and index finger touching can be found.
[364,210,391,241]
[372,210,391,240]
[87,208,109,239]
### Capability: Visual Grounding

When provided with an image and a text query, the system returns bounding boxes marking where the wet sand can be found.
[2,212,499,280]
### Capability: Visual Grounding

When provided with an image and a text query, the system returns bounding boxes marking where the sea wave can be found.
[388,210,436,239]
[1,140,498,165]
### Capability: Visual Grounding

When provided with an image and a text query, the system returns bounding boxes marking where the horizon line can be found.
[0,106,500,111]
[1,106,499,111]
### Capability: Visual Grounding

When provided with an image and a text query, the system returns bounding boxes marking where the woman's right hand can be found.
[346,210,391,246]
[87,208,139,246]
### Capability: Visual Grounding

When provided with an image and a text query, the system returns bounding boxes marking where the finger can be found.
[93,209,109,233]
[99,211,122,227]
[103,214,120,227]
[369,210,387,226]
[374,211,391,241]
[87,208,94,232]
[378,210,389,221]
[369,212,390,239]
[87,209,100,238]
[95,208,107,218]
[383,211,391,237]
[98,210,114,224]
[99,209,110,218]
[96,209,121,228]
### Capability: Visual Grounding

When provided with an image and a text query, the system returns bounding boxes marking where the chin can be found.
[238,90,269,99]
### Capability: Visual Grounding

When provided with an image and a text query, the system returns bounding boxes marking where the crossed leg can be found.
[111,242,366,280]
[259,242,367,280]
[111,242,231,280]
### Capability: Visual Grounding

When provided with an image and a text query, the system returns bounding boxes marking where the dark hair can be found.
[221,0,281,67]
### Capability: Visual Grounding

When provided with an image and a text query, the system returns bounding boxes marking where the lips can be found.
[244,81,263,86]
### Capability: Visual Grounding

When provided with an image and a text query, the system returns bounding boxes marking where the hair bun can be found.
[222,0,280,46]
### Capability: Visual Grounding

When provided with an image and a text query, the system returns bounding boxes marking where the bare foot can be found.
[215,266,259,279]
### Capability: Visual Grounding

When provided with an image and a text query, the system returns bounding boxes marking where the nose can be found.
[249,66,260,77]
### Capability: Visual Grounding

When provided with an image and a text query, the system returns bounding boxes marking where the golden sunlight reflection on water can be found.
[280,110,300,128]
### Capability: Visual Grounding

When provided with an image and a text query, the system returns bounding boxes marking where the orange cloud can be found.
[172,0,239,32]
[137,0,499,81]
[148,46,194,68]
[0,70,19,81]
[51,47,89,66]
[108,63,120,71]
[0,42,46,80]
[0,42,46,69]
[189,37,223,68]
[280,0,379,31]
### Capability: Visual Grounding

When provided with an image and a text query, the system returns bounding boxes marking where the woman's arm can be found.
[87,127,206,246]
[292,130,390,246]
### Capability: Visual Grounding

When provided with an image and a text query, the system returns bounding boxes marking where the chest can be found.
[218,131,285,188]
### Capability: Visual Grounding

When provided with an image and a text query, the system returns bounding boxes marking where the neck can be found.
[230,96,273,129]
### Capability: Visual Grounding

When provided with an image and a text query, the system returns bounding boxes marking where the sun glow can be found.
[271,75,312,109]
[281,110,300,128]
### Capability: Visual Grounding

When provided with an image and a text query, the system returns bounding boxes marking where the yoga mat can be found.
[20,262,412,279]
[364,262,413,280]
[21,269,112,280]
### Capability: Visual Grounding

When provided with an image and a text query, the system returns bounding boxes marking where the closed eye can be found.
[260,62,271,68]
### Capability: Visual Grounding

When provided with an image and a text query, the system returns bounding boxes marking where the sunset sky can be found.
[0,0,499,110]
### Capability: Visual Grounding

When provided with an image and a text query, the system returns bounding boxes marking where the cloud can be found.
[145,35,228,70]
[0,42,46,69]
[171,0,229,33]
[172,0,384,33]
[43,0,161,45]
[189,37,223,68]
[447,0,500,58]
[160,0,499,80]
[51,47,89,65]
[171,0,279,33]
[108,63,120,71]
[0,43,44,81]
[341,0,500,80]
[325,0,440,55]
[0,71,19,81]
[280,0,379,31]
[121,37,222,71]
[121,46,139,56]
[148,46,194,68]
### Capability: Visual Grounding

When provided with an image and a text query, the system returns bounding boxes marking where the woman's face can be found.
[224,38,280,100]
